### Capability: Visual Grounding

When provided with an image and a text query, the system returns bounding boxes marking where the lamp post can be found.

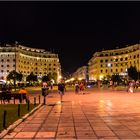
[14,41,18,91]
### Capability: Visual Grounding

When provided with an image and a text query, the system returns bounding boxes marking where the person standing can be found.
[75,82,79,94]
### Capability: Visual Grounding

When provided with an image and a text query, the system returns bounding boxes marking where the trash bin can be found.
[42,87,49,96]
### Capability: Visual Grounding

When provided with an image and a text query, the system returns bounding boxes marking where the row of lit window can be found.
[1,59,15,62]
[99,48,139,56]
[0,54,14,57]
[100,61,138,67]
[1,65,15,67]
[100,55,139,63]
[19,66,56,71]
[101,68,125,73]
[20,56,57,60]
[1,70,10,73]
[19,61,56,66]
[19,71,53,74]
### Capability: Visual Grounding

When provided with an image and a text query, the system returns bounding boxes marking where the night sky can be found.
[0,2,140,75]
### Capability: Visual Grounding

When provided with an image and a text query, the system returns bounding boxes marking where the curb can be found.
[0,103,43,138]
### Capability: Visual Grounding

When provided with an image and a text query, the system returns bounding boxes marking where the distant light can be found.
[99,75,103,80]
[78,77,82,80]
[107,63,111,67]
[58,75,62,79]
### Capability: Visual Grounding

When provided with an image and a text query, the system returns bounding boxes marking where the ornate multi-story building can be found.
[88,44,140,81]
[0,43,61,83]
[72,66,88,82]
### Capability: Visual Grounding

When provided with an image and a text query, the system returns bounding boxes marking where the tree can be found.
[42,75,50,82]
[111,74,122,84]
[26,72,37,83]
[7,70,23,82]
[128,66,138,81]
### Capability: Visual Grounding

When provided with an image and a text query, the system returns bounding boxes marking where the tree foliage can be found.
[26,72,37,82]
[7,70,23,81]
[42,75,50,82]
[128,66,138,81]
[111,74,122,83]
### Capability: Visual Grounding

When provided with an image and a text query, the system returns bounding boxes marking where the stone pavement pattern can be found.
[3,90,140,139]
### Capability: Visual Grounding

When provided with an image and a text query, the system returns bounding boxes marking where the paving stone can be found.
[35,132,56,138]
[3,132,17,138]
[14,132,36,138]
[114,130,138,138]
[94,130,116,137]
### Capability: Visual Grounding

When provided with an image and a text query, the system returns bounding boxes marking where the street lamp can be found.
[14,41,18,91]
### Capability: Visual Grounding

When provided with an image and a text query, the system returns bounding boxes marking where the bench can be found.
[0,92,28,103]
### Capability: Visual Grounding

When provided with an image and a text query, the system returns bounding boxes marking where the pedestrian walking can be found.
[79,82,85,94]
[128,81,134,93]
[58,80,65,102]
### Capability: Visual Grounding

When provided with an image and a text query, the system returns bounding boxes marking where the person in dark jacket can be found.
[58,80,65,102]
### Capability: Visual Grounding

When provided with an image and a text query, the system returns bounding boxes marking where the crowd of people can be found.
[75,82,86,94]
[107,80,140,93]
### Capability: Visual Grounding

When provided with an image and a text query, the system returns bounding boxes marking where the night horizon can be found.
[0,1,140,74]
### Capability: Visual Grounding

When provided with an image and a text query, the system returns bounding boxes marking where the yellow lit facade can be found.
[0,44,61,83]
[88,44,140,81]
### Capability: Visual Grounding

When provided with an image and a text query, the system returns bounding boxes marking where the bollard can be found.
[18,104,20,117]
[39,95,40,104]
[3,110,7,129]
[27,100,30,111]
[43,96,46,105]
[34,97,36,106]
[14,97,15,104]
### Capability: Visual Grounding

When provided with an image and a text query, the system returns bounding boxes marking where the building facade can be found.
[0,44,61,83]
[72,66,88,82]
[88,44,140,81]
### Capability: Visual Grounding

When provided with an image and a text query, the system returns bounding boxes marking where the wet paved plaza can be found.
[3,89,140,139]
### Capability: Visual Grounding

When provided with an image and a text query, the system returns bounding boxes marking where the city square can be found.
[2,87,140,139]
[1,1,140,140]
